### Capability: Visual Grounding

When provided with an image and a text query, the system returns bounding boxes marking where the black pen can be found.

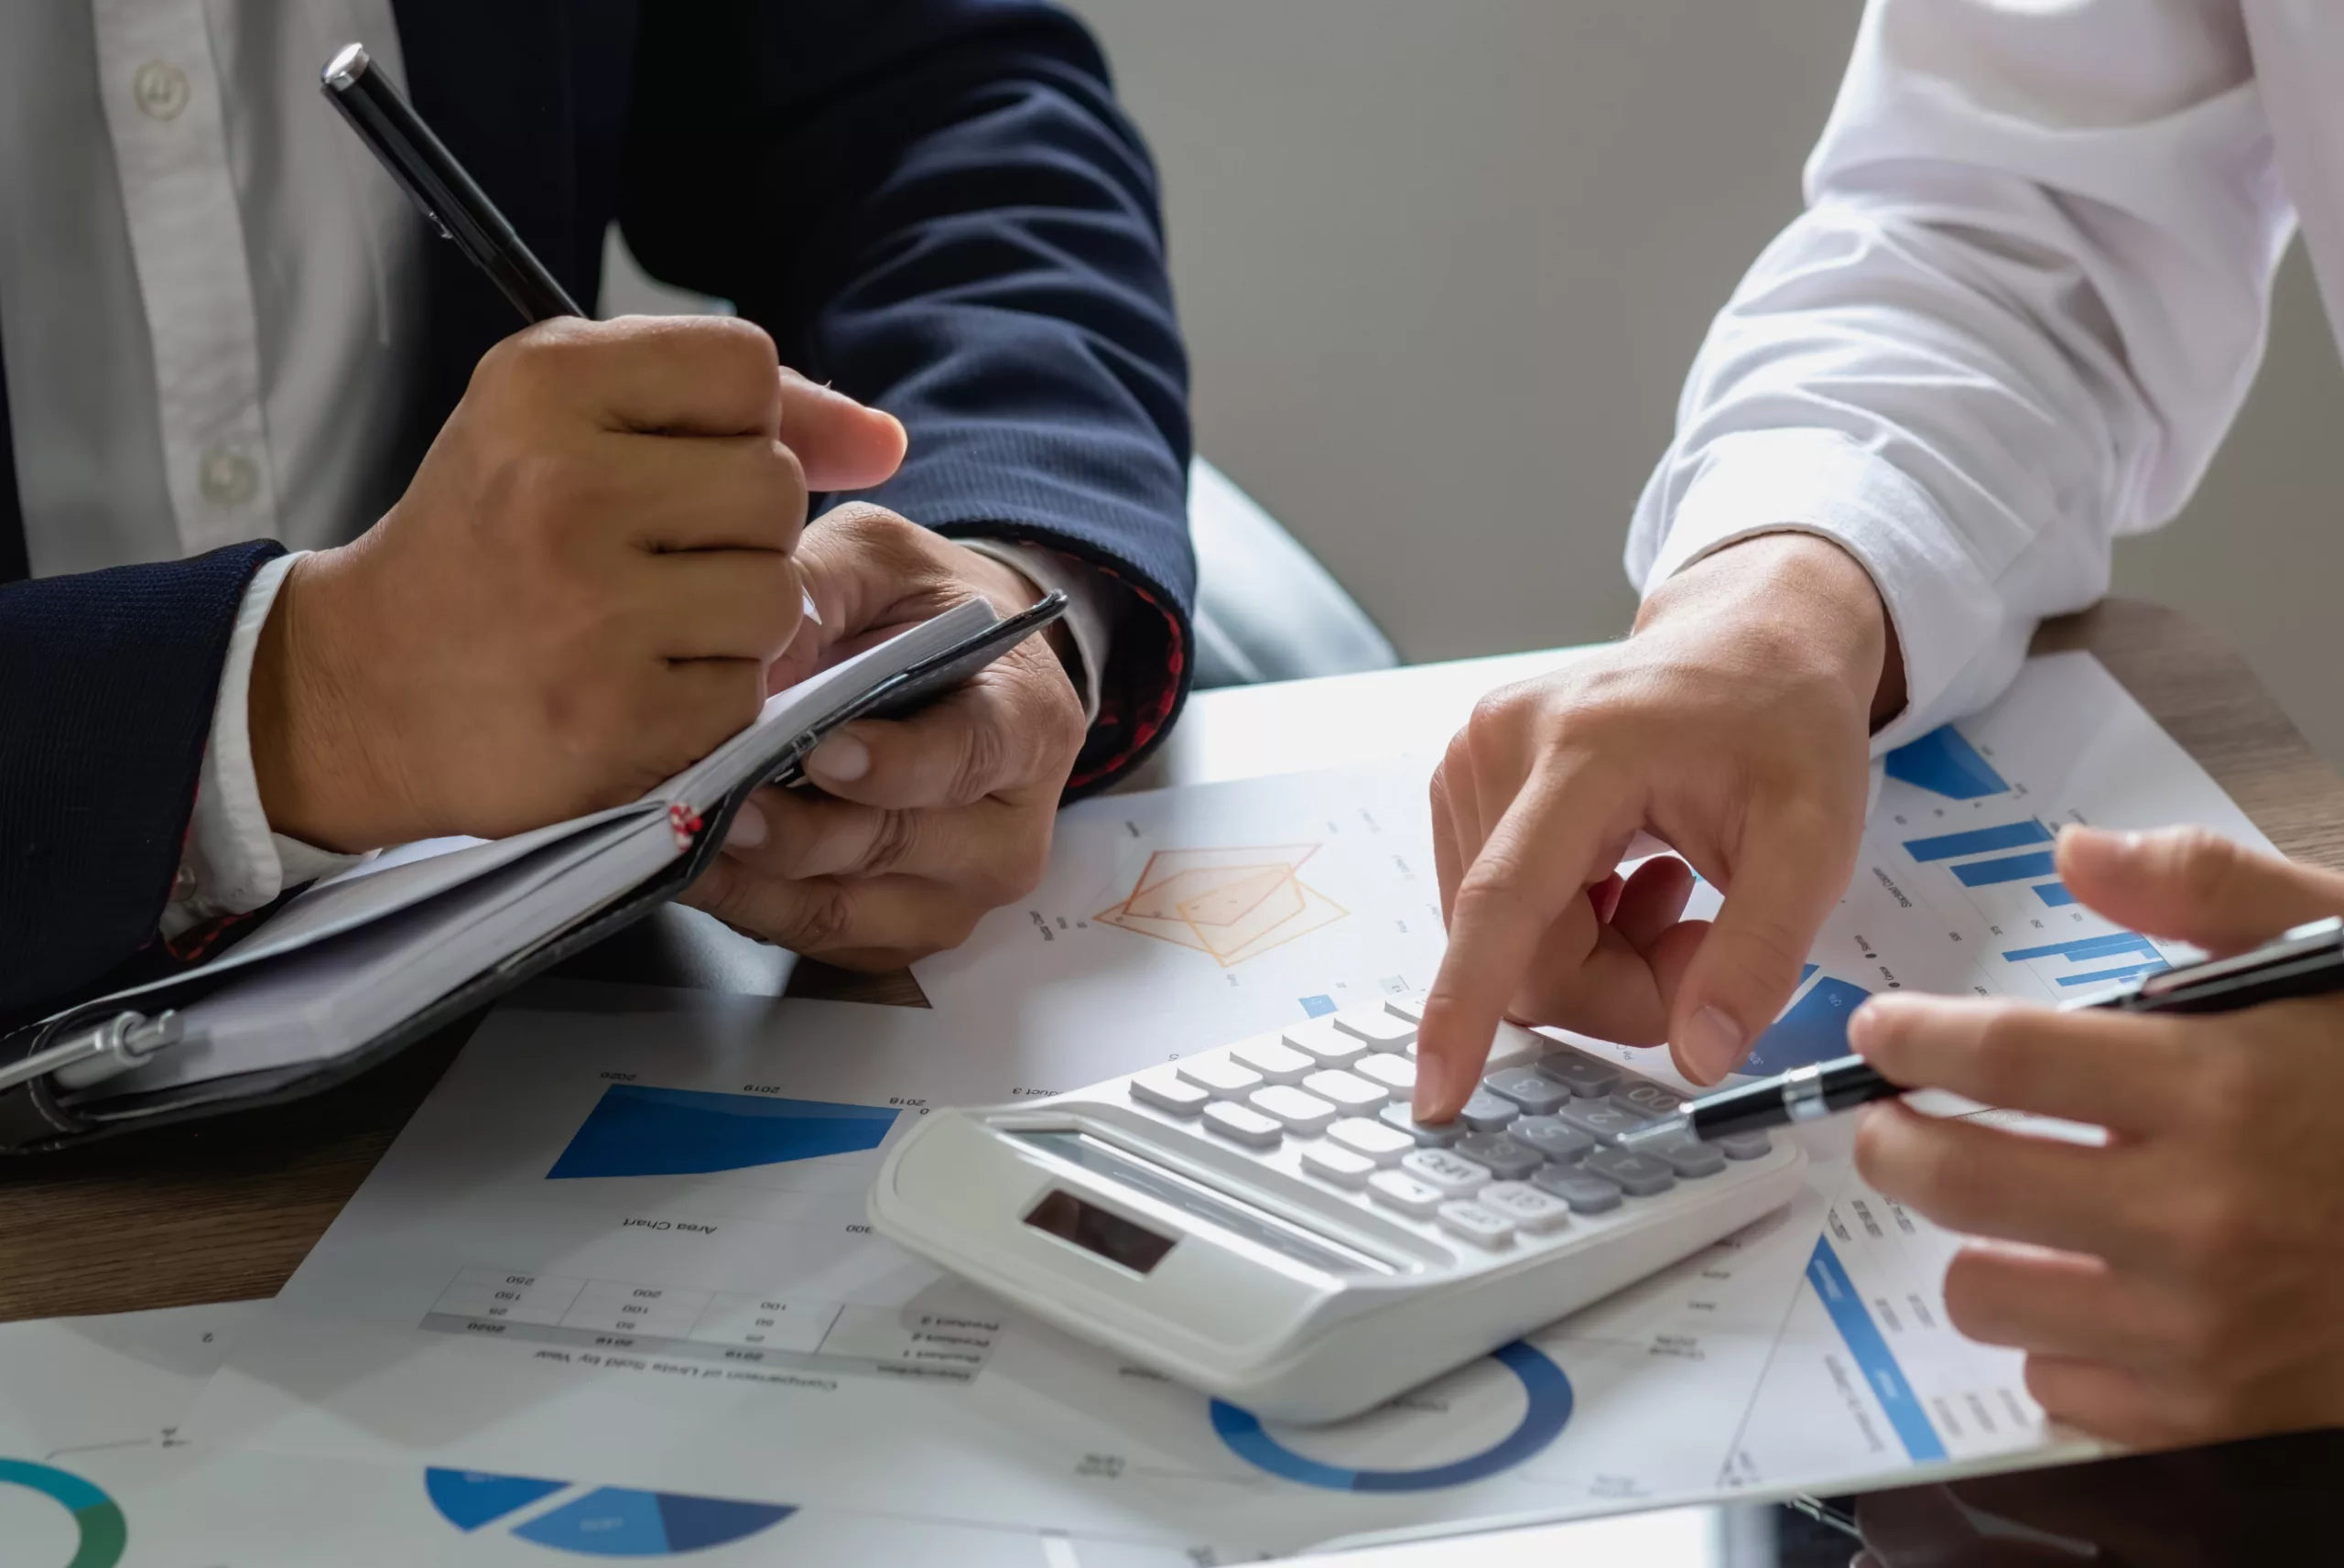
[320,43,819,622]
[1621,915,2344,1149]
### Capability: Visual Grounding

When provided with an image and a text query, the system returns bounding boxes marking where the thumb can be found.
[776,367,906,492]
[2056,825,2344,955]
[1670,806,1855,1085]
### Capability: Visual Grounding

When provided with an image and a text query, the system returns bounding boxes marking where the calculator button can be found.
[1353,1053,1416,1095]
[1249,1085,1340,1135]
[1584,1147,1677,1196]
[1457,1089,1520,1132]
[1481,1066,1571,1117]
[1282,1017,1370,1067]
[1329,1118,1415,1165]
[1507,1115,1595,1164]
[1376,1103,1462,1146]
[1557,1100,1646,1143]
[1231,1038,1315,1085]
[1128,1069,1210,1117]
[1455,1131,1544,1182]
[1530,1165,1624,1214]
[1534,1050,1619,1098]
[1368,1170,1445,1217]
[1611,1080,1686,1121]
[1478,1182,1573,1236]
[1649,1136,1726,1179]
[1384,993,1427,1023]
[1719,1130,1774,1161]
[1399,1148,1491,1197]
[1334,1009,1416,1050]
[1302,1068,1388,1113]
[1176,1054,1264,1098]
[1201,1101,1283,1149]
[1301,1142,1377,1188]
[1437,1201,1515,1249]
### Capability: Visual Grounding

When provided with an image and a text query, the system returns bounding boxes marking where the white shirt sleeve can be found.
[1625,0,2291,750]
[958,537,1120,726]
[162,551,365,941]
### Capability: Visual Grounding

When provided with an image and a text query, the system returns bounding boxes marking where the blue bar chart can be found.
[2002,932,2168,989]
[1883,726,2009,801]
[548,1087,897,1181]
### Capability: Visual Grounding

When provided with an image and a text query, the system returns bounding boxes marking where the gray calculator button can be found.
[1584,1147,1677,1196]
[1611,1079,1687,1121]
[1649,1136,1726,1179]
[1506,1115,1595,1164]
[1399,1148,1491,1197]
[1436,1200,1515,1249]
[1456,1130,1544,1182]
[1534,1050,1618,1098]
[1376,1103,1461,1146]
[1481,1065,1571,1117]
[1458,1089,1520,1132]
[1530,1164,1624,1214]
[1201,1100,1283,1149]
[1719,1130,1774,1161]
[1557,1099,1646,1143]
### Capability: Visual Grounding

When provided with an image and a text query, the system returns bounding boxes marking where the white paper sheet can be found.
[191,654,2261,1555]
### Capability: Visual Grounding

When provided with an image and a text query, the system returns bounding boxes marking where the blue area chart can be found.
[1741,966,1871,1076]
[548,1087,897,1180]
[425,1469,795,1557]
[1883,725,2010,801]
[1211,1342,1573,1491]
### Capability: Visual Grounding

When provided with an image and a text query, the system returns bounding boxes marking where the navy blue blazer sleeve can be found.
[0,542,284,1022]
[619,0,1194,793]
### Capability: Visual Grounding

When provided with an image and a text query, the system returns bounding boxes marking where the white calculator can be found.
[870,996,1806,1423]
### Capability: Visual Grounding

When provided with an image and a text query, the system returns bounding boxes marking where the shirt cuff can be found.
[1633,427,2029,755]
[163,552,367,940]
[959,537,1119,726]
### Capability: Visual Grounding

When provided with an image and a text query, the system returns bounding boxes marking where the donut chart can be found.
[1210,1341,1573,1492]
[0,1458,128,1568]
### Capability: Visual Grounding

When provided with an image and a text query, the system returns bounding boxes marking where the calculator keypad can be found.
[1122,1000,1780,1262]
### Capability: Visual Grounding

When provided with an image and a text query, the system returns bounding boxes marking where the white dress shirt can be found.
[1627,0,2344,750]
[0,0,1110,940]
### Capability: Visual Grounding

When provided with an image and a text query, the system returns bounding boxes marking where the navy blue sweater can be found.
[0,0,1193,1022]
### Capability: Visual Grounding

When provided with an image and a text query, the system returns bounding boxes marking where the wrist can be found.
[1636,531,1905,724]
[248,548,394,852]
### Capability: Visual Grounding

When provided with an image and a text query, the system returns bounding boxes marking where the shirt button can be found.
[198,445,259,506]
[134,60,190,121]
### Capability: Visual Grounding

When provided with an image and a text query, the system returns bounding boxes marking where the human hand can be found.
[1414,532,1904,1119]
[1852,825,2344,1447]
[678,503,1087,968]
[249,316,906,850]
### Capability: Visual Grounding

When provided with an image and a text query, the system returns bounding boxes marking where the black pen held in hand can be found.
[1622,914,2344,1150]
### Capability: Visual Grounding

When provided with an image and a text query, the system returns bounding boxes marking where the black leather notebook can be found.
[0,593,1065,1154]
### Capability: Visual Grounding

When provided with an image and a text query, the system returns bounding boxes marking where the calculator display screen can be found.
[1024,1189,1177,1274]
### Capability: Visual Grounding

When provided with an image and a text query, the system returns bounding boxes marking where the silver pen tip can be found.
[323,43,371,90]
[1615,1112,1691,1152]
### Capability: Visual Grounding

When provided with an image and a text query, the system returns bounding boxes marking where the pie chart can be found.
[0,1458,127,1568]
[425,1468,795,1556]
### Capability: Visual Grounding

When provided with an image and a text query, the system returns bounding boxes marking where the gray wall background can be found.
[1066,0,2344,766]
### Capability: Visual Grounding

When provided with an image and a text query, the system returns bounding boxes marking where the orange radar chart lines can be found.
[1094,844,1350,966]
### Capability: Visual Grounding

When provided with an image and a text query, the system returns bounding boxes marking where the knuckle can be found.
[782,882,855,955]
[2162,1190,2245,1280]
[948,718,1008,803]
[2165,827,2245,905]
[861,808,922,878]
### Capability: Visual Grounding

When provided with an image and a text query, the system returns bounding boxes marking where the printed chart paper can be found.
[194,655,2256,1554]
